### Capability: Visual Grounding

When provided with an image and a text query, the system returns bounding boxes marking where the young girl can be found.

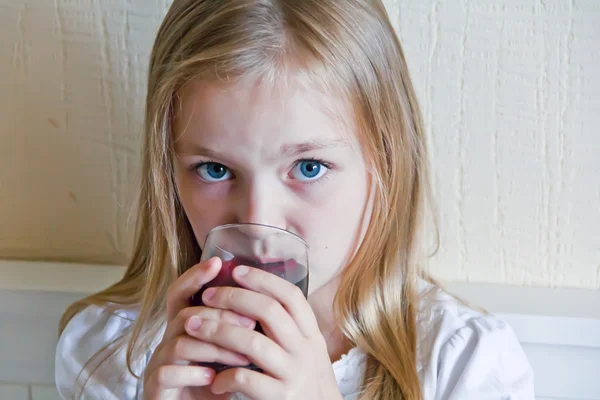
[55,1,534,399]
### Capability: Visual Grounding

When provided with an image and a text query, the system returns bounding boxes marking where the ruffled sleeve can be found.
[55,305,143,400]
[434,315,535,400]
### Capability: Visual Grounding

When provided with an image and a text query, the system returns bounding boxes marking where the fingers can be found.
[231,266,319,337]
[201,285,301,353]
[166,257,221,321]
[185,318,290,377]
[154,301,256,378]
[162,305,256,342]
[146,313,254,393]
[146,364,215,390]
[147,257,271,396]
[156,335,250,367]
[211,367,283,400]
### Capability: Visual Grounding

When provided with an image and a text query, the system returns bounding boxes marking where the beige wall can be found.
[1,0,599,288]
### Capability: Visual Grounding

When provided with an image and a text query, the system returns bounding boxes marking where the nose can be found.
[234,179,286,233]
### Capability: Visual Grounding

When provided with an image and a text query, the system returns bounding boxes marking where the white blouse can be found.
[55,281,535,399]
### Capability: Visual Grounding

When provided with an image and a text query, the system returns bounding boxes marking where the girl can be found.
[55,0,534,399]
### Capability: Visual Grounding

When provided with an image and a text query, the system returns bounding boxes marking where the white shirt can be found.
[55,281,535,399]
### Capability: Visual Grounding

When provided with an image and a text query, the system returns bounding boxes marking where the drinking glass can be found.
[190,223,309,372]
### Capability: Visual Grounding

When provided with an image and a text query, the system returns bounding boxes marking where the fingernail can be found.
[187,316,203,331]
[235,265,249,277]
[203,369,215,382]
[203,287,216,301]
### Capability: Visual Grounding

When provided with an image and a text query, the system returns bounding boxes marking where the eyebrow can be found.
[175,138,349,160]
[278,138,348,158]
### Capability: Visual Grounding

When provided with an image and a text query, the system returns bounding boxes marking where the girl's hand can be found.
[185,265,343,400]
[143,257,256,400]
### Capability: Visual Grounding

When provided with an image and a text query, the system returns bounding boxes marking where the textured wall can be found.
[1,0,599,288]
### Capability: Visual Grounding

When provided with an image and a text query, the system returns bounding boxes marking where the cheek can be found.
[175,172,229,247]
[297,171,370,279]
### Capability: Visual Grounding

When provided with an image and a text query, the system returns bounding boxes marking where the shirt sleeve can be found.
[55,305,142,400]
[435,315,535,400]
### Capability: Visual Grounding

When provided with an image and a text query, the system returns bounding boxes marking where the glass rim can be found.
[206,223,309,248]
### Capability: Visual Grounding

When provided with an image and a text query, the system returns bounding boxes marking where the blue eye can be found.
[196,162,232,182]
[291,160,328,181]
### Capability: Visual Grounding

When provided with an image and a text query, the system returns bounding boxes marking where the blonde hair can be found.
[60,1,436,399]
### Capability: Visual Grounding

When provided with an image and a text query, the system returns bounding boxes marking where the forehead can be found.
[173,78,360,157]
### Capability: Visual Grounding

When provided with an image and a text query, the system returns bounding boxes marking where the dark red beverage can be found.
[190,256,309,372]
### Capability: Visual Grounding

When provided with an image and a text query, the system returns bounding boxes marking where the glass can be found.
[190,223,309,372]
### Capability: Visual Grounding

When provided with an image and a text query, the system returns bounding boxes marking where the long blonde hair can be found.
[60,1,435,399]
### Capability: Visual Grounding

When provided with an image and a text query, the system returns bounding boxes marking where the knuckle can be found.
[282,390,293,400]
[218,309,239,326]
[282,286,305,310]
[248,333,264,354]
[265,299,281,316]
[215,346,231,362]
[217,309,229,321]
[198,319,218,338]
[154,365,172,387]
[223,287,236,303]
[290,284,304,301]
[232,368,247,386]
